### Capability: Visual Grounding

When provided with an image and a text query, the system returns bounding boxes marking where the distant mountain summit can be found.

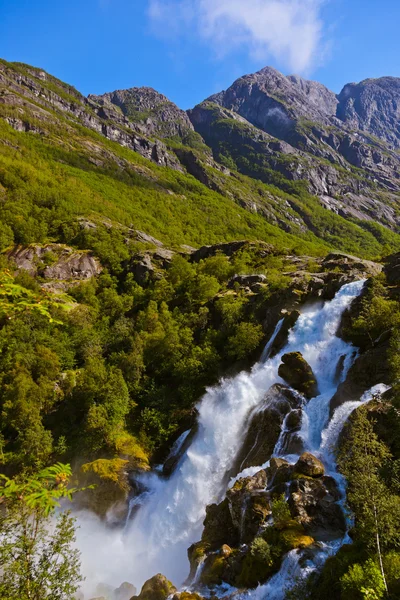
[89,86,193,140]
[337,76,400,149]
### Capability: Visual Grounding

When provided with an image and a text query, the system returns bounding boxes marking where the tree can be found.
[340,559,386,600]
[339,407,400,593]
[0,463,83,600]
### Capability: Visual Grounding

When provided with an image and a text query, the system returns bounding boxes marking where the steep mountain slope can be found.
[189,67,400,231]
[337,76,400,148]
[2,58,400,260]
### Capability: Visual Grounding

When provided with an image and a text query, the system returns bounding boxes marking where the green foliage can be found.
[340,559,386,600]
[0,463,83,600]
[271,494,292,526]
[236,537,274,588]
[339,406,400,551]
[227,321,264,360]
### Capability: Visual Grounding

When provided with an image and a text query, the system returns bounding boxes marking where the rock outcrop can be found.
[7,244,102,282]
[233,384,302,473]
[188,452,346,589]
[131,574,176,600]
[288,476,346,541]
[278,352,319,398]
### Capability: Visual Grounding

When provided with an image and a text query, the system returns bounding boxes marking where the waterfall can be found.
[75,279,372,598]
[260,317,284,362]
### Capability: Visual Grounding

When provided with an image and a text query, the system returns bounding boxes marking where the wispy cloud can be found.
[147,0,327,74]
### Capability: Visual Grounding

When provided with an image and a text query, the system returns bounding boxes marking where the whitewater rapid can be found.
[75,279,386,598]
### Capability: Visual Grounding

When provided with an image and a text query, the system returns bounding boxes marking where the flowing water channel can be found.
[76,279,387,599]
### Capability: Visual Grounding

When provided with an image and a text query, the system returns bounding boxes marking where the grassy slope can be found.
[0,58,399,259]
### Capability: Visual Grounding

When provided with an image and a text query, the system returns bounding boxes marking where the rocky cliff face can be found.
[2,59,400,245]
[188,67,400,229]
[337,77,400,149]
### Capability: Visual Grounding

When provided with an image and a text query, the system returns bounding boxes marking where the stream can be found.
[75,279,387,599]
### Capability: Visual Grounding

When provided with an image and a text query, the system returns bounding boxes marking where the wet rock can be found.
[268,310,300,358]
[330,343,391,415]
[162,426,198,477]
[288,476,346,541]
[278,352,320,398]
[132,574,176,600]
[294,453,325,478]
[276,409,304,456]
[226,471,270,543]
[201,498,239,550]
[233,384,301,473]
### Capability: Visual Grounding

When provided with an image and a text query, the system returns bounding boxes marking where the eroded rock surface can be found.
[233,384,302,473]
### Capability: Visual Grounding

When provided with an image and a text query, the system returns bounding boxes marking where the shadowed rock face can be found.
[278,352,319,399]
[233,384,302,474]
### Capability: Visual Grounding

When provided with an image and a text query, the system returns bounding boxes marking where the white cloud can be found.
[147,0,327,74]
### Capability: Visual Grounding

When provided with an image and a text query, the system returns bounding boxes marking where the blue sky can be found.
[1,0,399,109]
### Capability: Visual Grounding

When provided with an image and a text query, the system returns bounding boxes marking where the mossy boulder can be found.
[293,452,325,478]
[172,593,204,600]
[132,574,176,600]
[278,520,315,550]
[278,352,319,398]
[187,541,210,581]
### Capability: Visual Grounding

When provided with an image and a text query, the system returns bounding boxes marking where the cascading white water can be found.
[75,279,372,598]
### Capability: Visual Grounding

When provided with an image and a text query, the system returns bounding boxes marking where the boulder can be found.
[233,384,301,473]
[288,476,346,541]
[276,409,304,456]
[294,453,325,478]
[128,249,175,284]
[132,574,176,600]
[163,426,198,477]
[278,352,319,398]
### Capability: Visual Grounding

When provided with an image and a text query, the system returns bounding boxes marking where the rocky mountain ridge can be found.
[2,58,400,251]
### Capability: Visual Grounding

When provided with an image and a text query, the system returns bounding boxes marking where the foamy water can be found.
[75,279,384,598]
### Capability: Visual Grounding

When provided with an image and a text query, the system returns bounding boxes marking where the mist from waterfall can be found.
[75,279,380,599]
